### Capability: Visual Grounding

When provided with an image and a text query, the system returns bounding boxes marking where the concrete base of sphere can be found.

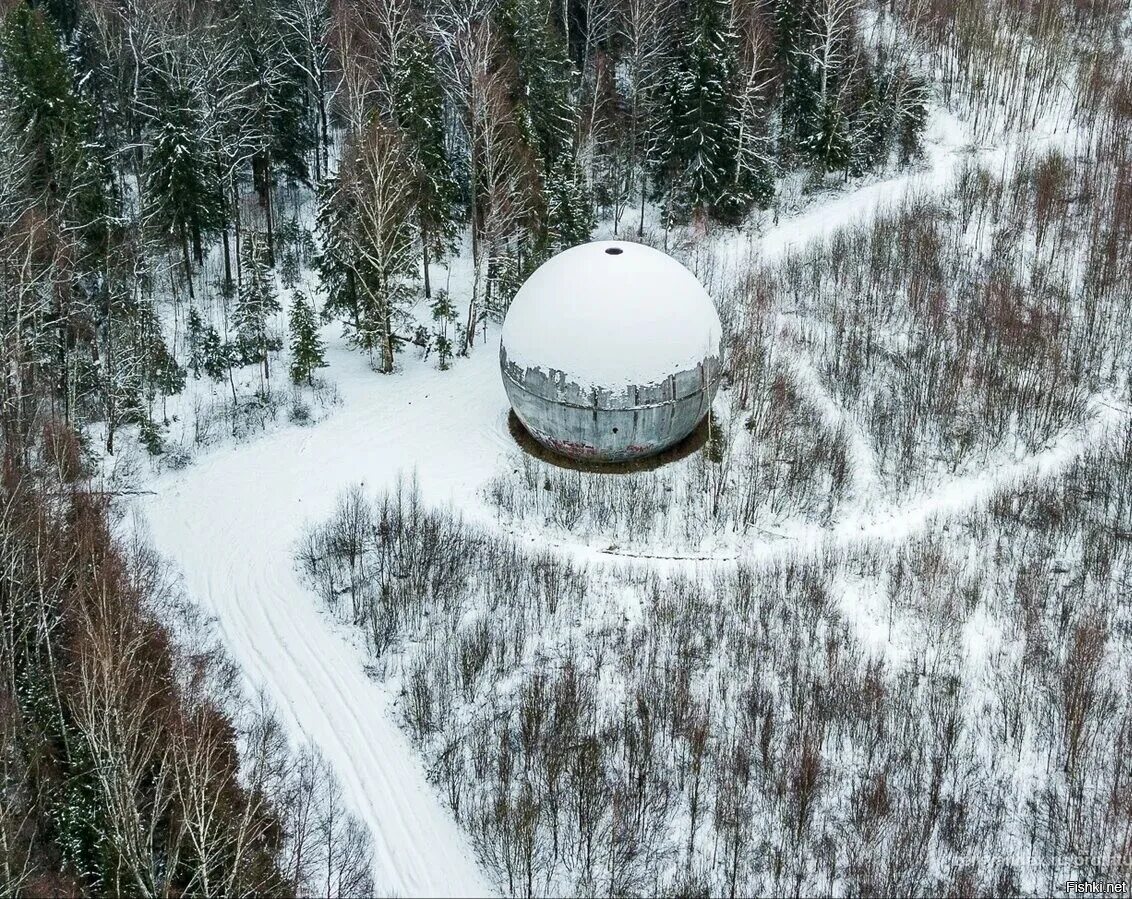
[500,346,722,463]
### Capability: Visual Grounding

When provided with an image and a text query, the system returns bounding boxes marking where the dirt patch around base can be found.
[507,409,715,474]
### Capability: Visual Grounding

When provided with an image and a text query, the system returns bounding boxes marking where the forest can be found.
[1,0,1130,895]
[1,0,929,457]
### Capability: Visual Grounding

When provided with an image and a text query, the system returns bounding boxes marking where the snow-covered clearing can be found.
[127,106,1110,896]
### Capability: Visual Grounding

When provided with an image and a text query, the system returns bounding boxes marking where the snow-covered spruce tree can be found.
[654,0,757,226]
[139,301,184,418]
[780,0,861,175]
[775,0,815,157]
[545,155,597,250]
[277,0,333,181]
[0,4,107,230]
[143,89,224,300]
[316,121,416,373]
[232,0,317,263]
[186,307,206,379]
[235,231,282,389]
[196,320,241,411]
[392,28,460,300]
[289,289,326,385]
[314,175,360,328]
[99,291,144,457]
[429,289,458,371]
[498,0,593,260]
[1,3,111,426]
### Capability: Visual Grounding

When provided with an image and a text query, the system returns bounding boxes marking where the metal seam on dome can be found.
[501,364,715,411]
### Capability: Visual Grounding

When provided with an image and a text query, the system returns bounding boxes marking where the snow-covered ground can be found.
[123,104,1108,896]
[135,342,507,897]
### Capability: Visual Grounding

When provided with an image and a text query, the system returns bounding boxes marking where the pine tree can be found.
[40,0,83,38]
[545,157,596,250]
[776,0,817,155]
[314,175,361,330]
[2,5,83,195]
[316,122,416,373]
[289,290,326,385]
[200,323,241,410]
[235,232,282,388]
[498,0,592,257]
[655,0,750,224]
[779,0,861,176]
[144,90,224,297]
[135,302,185,421]
[1,3,110,428]
[0,4,108,240]
[429,289,458,371]
[233,0,317,262]
[500,0,574,170]
[186,308,206,379]
[200,326,231,383]
[276,214,304,289]
[391,30,460,299]
[803,98,853,174]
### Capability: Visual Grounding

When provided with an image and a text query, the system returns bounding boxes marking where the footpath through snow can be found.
[133,107,1091,896]
[138,348,507,898]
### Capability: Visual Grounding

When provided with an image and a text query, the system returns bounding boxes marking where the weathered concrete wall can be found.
[500,344,723,462]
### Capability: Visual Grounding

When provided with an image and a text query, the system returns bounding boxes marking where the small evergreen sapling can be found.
[186,307,206,378]
[200,324,240,409]
[429,289,458,371]
[289,290,326,386]
[235,232,282,389]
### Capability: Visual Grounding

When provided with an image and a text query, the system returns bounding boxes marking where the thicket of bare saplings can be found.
[299,411,1131,896]
[0,426,373,893]
[891,0,1130,139]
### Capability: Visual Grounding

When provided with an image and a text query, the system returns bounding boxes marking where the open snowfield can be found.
[124,106,1118,896]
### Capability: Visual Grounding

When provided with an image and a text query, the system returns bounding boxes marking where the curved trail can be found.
[135,108,1093,896]
[142,352,508,897]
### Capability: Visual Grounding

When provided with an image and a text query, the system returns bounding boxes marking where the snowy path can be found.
[132,107,1091,897]
[591,391,1129,568]
[141,349,510,898]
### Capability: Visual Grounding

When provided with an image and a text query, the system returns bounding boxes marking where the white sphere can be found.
[500,240,723,461]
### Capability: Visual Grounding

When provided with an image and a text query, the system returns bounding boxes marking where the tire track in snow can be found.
[141,350,505,897]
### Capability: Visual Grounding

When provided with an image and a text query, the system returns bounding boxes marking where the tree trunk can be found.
[233,175,243,287]
[228,365,238,426]
[639,172,647,237]
[181,224,196,302]
[381,276,394,373]
[105,298,115,455]
[318,68,330,180]
[222,227,233,291]
[421,217,432,299]
[263,157,276,266]
[218,156,233,289]
[347,268,361,335]
[465,258,481,354]
[192,219,204,265]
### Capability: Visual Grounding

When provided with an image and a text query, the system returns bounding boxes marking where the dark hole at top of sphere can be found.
[604,247,623,255]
